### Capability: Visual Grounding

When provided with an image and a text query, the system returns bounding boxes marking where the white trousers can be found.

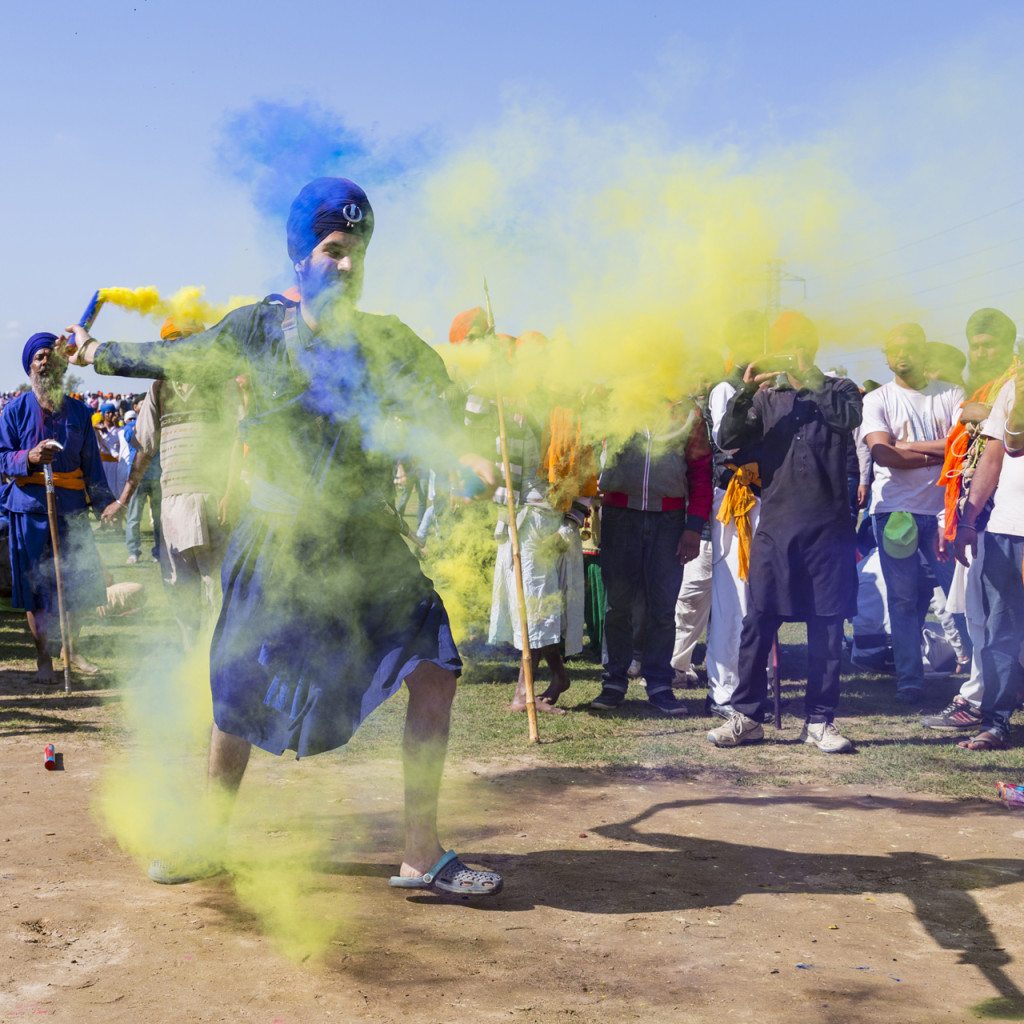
[671,538,713,673]
[956,542,985,706]
[707,487,760,706]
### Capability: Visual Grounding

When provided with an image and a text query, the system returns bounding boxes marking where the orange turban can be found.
[160,317,205,341]
[515,330,548,350]
[449,307,489,344]
[769,311,818,352]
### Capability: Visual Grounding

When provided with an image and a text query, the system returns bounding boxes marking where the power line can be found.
[822,232,1024,295]
[903,256,1024,300]
[923,281,1024,319]
[816,196,1024,276]
[833,256,1024,315]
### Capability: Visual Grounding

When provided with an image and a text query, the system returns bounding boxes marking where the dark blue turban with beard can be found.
[22,332,58,375]
[286,178,374,263]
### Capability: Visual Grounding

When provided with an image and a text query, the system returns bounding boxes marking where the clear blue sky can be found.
[2,0,1022,387]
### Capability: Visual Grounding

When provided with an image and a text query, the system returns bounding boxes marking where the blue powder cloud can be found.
[216,100,433,220]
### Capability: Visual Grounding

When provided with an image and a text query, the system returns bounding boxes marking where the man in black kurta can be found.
[707,312,862,753]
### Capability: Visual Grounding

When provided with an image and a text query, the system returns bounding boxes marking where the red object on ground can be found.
[996,781,1024,809]
[43,744,56,771]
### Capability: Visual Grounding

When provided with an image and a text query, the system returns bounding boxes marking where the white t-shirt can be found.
[981,379,1024,536]
[707,380,737,451]
[861,379,964,515]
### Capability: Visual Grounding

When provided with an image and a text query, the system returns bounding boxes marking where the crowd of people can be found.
[442,304,1023,756]
[0,173,1021,898]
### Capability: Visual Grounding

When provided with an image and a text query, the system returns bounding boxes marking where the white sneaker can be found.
[627,659,643,679]
[707,713,764,748]
[800,720,854,754]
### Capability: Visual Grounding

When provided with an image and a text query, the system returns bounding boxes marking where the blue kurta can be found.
[0,392,113,614]
[94,298,463,757]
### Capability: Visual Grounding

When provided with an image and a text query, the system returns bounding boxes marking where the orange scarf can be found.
[939,366,1016,541]
[15,467,86,491]
[542,406,598,511]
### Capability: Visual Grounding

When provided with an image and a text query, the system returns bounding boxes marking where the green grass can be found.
[350,628,1024,802]
[3,522,1022,802]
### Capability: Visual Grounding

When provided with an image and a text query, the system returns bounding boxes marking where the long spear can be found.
[484,281,539,743]
[41,445,73,695]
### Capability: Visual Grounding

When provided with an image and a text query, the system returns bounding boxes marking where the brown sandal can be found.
[957,730,1010,751]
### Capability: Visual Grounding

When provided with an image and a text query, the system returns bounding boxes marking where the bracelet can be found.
[1005,425,1024,436]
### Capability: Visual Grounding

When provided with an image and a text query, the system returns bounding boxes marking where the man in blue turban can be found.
[0,333,114,681]
[66,177,503,898]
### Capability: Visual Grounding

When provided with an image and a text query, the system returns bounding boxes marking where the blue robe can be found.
[95,298,462,757]
[0,392,113,615]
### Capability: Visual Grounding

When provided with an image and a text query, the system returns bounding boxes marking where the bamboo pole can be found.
[485,281,539,743]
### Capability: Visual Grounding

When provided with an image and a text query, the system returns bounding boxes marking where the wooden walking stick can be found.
[42,446,74,694]
[484,280,540,743]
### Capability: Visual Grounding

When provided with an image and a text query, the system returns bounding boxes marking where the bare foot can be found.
[538,677,570,706]
[62,649,100,676]
[34,659,56,684]
[509,693,567,715]
[399,843,446,878]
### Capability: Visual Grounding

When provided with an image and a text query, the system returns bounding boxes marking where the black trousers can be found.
[732,609,844,724]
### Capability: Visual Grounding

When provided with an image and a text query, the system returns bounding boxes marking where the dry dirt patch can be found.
[2,734,1024,1023]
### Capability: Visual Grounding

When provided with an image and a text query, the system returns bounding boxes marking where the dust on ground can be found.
[2,686,1024,1024]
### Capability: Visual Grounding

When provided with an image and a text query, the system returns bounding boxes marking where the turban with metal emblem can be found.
[286,177,374,263]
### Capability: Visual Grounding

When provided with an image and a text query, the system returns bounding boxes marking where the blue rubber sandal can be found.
[389,850,503,897]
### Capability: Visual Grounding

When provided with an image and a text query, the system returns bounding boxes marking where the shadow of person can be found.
[446,797,1024,1015]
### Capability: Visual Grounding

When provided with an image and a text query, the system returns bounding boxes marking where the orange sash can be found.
[15,468,86,491]
[939,366,1017,541]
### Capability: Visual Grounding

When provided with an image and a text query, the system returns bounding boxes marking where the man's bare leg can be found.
[539,647,571,705]
[399,661,455,877]
[208,722,251,823]
[147,721,248,883]
[26,610,54,681]
[509,645,568,713]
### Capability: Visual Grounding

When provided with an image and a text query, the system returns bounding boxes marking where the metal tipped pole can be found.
[484,280,540,743]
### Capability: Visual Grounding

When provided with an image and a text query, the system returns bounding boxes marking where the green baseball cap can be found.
[882,511,919,559]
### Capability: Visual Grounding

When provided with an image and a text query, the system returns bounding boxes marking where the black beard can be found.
[30,370,65,410]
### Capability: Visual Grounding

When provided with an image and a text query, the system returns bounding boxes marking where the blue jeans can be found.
[872,512,955,694]
[126,475,163,559]
[600,507,685,696]
[978,533,1024,738]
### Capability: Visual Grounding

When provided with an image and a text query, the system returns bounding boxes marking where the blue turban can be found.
[286,177,374,263]
[22,332,58,375]
[100,401,116,414]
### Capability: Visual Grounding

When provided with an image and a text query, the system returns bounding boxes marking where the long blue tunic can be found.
[94,298,462,757]
[0,392,113,614]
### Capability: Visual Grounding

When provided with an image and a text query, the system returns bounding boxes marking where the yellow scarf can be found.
[716,463,760,581]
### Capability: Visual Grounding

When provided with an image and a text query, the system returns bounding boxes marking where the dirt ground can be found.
[3,717,1024,1024]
